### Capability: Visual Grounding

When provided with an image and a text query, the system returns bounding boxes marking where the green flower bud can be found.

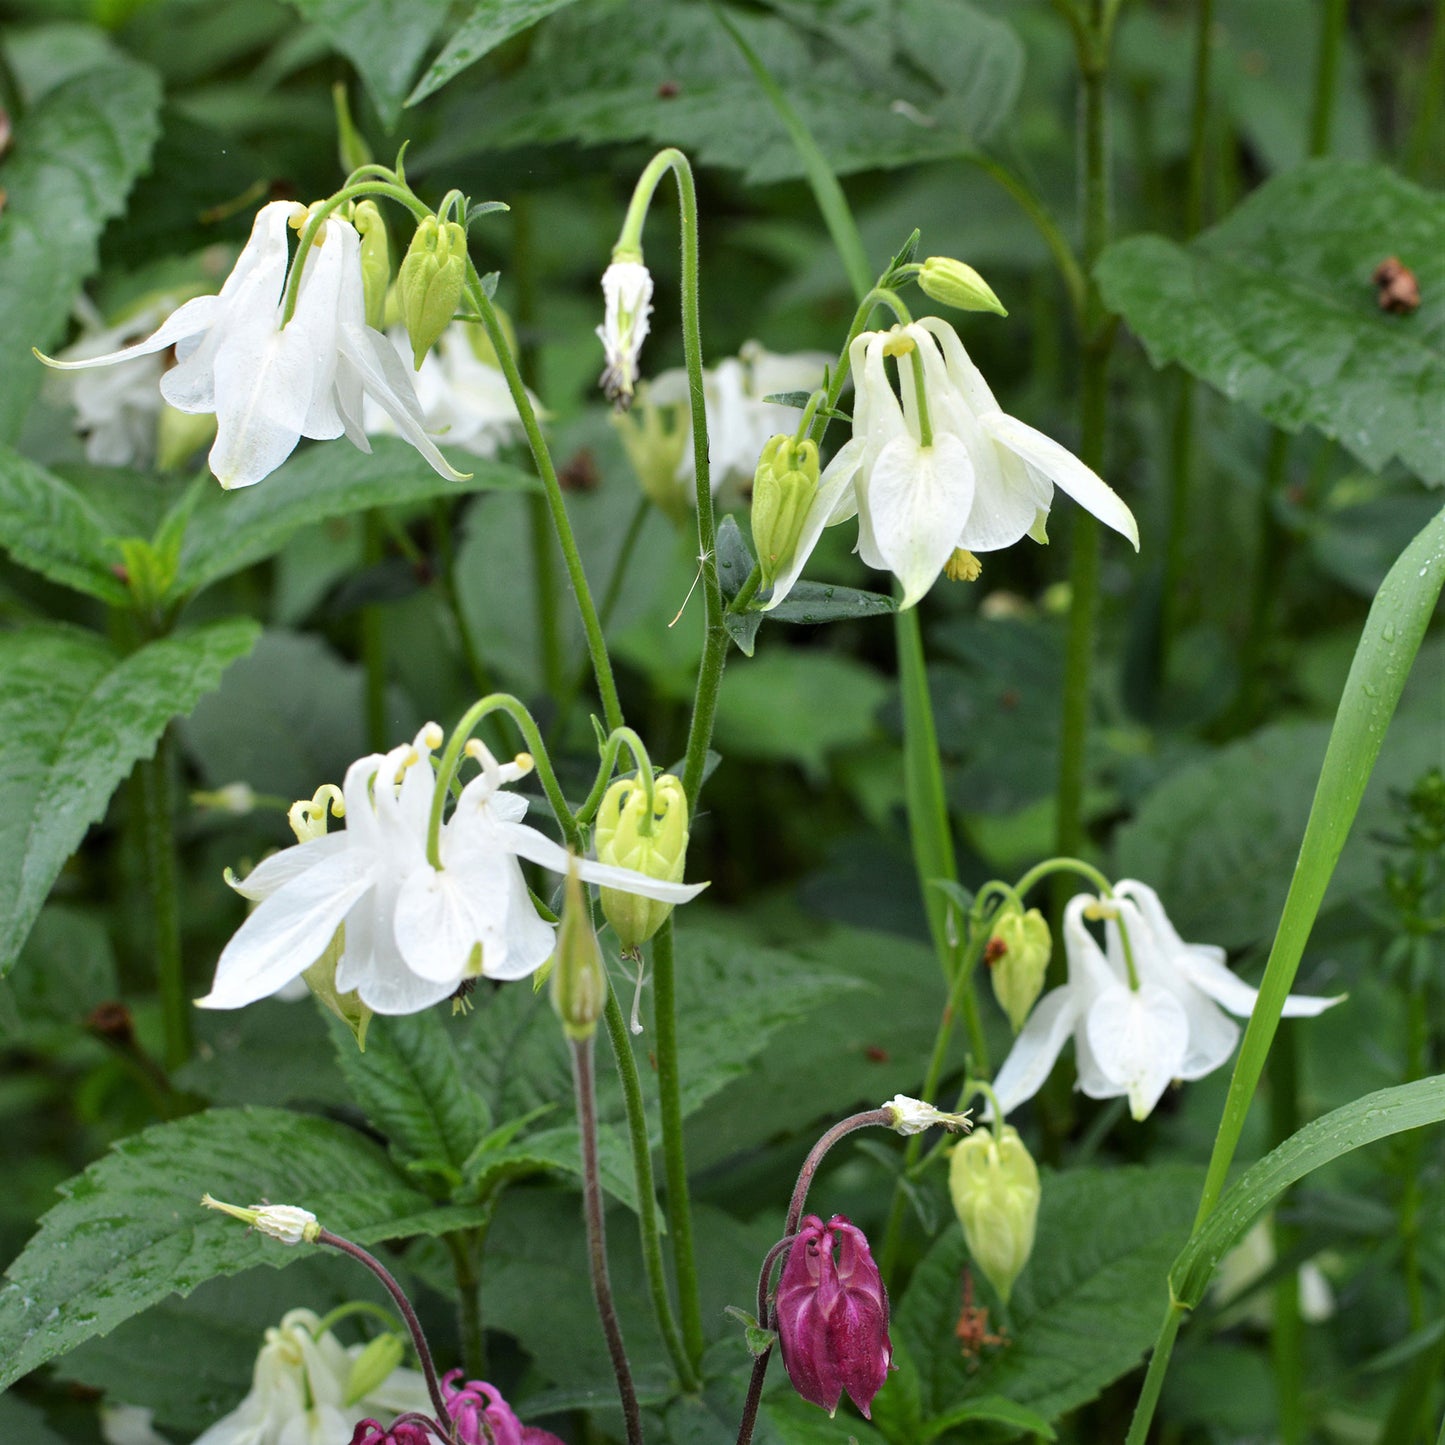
[156,405,216,472]
[352,200,390,332]
[595,774,689,949]
[918,256,1007,317]
[398,215,467,369]
[550,861,607,1041]
[987,907,1051,1033]
[612,390,690,523]
[751,435,820,589]
[344,1331,404,1406]
[948,1125,1040,1304]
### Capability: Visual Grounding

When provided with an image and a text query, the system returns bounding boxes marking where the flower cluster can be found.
[200,726,706,1016]
[990,881,1341,1120]
[762,318,1139,610]
[40,201,464,490]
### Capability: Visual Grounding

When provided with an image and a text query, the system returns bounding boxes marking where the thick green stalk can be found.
[1308,0,1349,158]
[444,1227,487,1381]
[1269,1026,1305,1444]
[137,734,190,1070]
[604,982,699,1390]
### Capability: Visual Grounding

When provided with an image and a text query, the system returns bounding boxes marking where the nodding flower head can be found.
[775,1214,893,1419]
[349,1417,440,1445]
[596,259,654,408]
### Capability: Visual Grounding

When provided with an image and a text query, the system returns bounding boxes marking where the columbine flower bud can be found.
[948,1125,1040,1304]
[398,214,467,369]
[613,389,690,521]
[594,774,689,949]
[917,256,1007,316]
[776,1214,893,1419]
[344,1333,404,1406]
[596,258,653,408]
[200,1194,320,1245]
[987,907,1051,1033]
[550,860,607,1041]
[352,200,391,331]
[883,1094,972,1136]
[751,434,820,589]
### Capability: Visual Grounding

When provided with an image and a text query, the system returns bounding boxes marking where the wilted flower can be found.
[597,258,654,406]
[192,1307,430,1445]
[200,1193,320,1245]
[441,1373,566,1445]
[948,1125,1041,1303]
[776,1214,893,1419]
[199,727,706,1016]
[989,885,1342,1120]
[882,1094,972,1136]
[38,200,465,489]
[762,319,1138,610]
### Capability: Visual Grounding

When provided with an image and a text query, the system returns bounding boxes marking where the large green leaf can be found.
[0,619,260,978]
[1097,161,1445,484]
[0,1106,486,1390]
[408,0,587,105]
[0,446,132,604]
[173,437,536,597]
[416,0,1023,185]
[889,1166,1202,1430]
[0,45,163,443]
[289,0,451,127]
[1173,1076,1445,1308]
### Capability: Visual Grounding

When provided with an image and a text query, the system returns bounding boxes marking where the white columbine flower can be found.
[366,321,533,458]
[199,726,707,1016]
[990,885,1341,1121]
[649,340,834,496]
[38,200,465,490]
[597,259,654,407]
[762,318,1139,611]
[192,1307,430,1445]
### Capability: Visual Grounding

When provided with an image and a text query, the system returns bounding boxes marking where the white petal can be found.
[344,894,457,1016]
[1172,982,1241,1080]
[866,430,975,609]
[760,437,863,611]
[484,858,558,981]
[1175,949,1343,1020]
[1084,984,1189,1119]
[980,411,1139,550]
[227,832,348,902]
[198,849,373,1008]
[914,316,1005,417]
[988,986,1082,1117]
[494,821,708,903]
[337,323,469,481]
[40,295,219,371]
[393,851,510,984]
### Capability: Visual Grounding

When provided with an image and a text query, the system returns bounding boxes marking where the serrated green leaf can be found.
[0,52,163,443]
[0,619,261,977]
[418,0,1022,185]
[1173,1076,1445,1309]
[408,0,587,106]
[290,0,451,128]
[172,438,537,597]
[1097,161,1445,485]
[0,1106,485,1390]
[922,1394,1057,1441]
[896,1166,1202,1426]
[0,446,131,603]
[328,1009,492,1191]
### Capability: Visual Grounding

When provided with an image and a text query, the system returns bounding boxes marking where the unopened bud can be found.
[751,435,820,588]
[918,256,1007,316]
[595,774,689,948]
[987,908,1051,1032]
[344,1332,404,1406]
[398,215,467,369]
[613,390,689,522]
[550,860,607,1040]
[353,200,390,331]
[948,1126,1040,1303]
[200,1194,320,1245]
[156,405,216,471]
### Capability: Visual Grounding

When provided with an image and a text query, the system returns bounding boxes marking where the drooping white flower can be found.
[199,727,707,1016]
[192,1307,430,1445]
[366,321,533,458]
[597,259,654,407]
[38,201,465,490]
[648,341,833,498]
[989,886,1341,1121]
[761,319,1138,611]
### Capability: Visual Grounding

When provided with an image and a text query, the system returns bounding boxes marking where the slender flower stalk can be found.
[136,736,190,1070]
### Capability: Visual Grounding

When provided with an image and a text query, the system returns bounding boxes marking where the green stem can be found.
[444,1227,487,1381]
[575,726,656,829]
[1308,0,1349,158]
[462,271,624,734]
[572,1033,643,1445]
[1401,939,1429,1331]
[530,492,565,696]
[1269,1024,1305,1445]
[1405,0,1445,178]
[651,918,705,1370]
[138,735,190,1071]
[1125,1302,1188,1445]
[361,511,388,751]
[604,981,699,1390]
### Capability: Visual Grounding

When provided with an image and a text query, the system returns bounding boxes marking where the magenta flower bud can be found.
[775,1213,893,1418]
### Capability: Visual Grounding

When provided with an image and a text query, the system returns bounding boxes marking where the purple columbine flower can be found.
[441,1372,566,1445]
[349,1417,440,1445]
[775,1213,893,1419]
